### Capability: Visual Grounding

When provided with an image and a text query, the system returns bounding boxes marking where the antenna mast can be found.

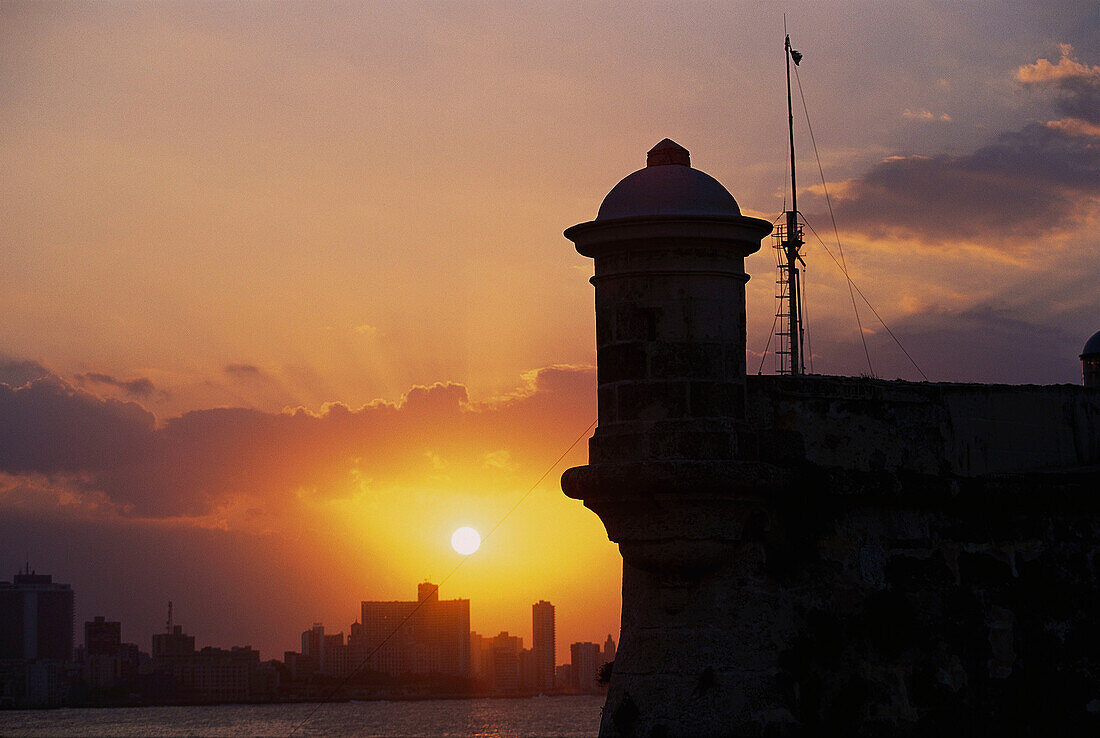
[776,27,806,376]
[166,600,173,633]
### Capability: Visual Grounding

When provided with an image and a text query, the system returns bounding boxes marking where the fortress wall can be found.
[746,376,1100,477]
[565,143,1100,736]
[590,466,1100,736]
[729,484,1100,735]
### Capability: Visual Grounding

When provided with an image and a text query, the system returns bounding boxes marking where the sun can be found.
[451,526,481,555]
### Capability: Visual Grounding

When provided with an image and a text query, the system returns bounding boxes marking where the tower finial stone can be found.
[647,138,690,167]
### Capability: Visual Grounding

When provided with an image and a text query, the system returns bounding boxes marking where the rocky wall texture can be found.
[575,377,1100,737]
[745,375,1100,476]
[592,472,1100,737]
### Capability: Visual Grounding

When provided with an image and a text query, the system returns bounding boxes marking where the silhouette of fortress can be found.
[563,140,1100,736]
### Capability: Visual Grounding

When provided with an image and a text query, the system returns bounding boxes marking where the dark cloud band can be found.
[0,366,595,519]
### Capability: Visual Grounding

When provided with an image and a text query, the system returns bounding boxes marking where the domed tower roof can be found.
[1082,330,1100,358]
[595,139,742,221]
[1082,330,1100,388]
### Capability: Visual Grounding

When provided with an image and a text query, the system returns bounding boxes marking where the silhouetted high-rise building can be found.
[489,631,522,694]
[471,630,531,694]
[532,600,555,692]
[555,663,572,691]
[570,641,602,693]
[84,616,121,656]
[152,625,195,659]
[519,647,535,692]
[418,581,440,603]
[188,646,261,702]
[148,622,261,702]
[300,623,324,674]
[602,634,617,663]
[469,631,489,681]
[357,582,470,678]
[81,616,139,690]
[0,569,74,661]
[323,632,347,677]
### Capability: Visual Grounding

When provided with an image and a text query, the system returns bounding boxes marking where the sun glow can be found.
[451,526,482,555]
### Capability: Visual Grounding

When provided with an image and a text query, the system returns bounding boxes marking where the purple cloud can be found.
[825,47,1100,246]
[75,372,159,399]
[0,357,50,387]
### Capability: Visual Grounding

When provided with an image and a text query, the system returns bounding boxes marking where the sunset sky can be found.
[2,2,1098,663]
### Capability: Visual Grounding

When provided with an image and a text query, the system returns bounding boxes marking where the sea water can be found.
[0,695,604,737]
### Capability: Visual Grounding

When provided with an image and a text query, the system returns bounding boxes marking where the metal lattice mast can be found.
[782,32,805,376]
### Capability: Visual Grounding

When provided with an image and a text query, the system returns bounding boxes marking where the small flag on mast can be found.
[785,34,803,66]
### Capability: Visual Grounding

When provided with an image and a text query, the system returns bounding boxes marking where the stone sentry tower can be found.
[564,141,1100,736]
[564,139,775,734]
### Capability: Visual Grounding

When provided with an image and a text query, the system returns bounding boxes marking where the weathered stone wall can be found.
[705,375,1100,734]
[574,377,1100,737]
[586,480,1100,736]
[746,375,1100,476]
[760,486,1100,736]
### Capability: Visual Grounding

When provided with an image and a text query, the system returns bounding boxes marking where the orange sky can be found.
[1,2,1098,662]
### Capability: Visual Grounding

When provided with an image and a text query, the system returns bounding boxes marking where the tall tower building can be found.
[563,140,772,735]
[301,623,325,674]
[531,600,555,693]
[602,634,616,663]
[0,570,74,662]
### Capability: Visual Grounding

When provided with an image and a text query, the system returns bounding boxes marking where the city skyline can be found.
[2,1,1098,668]
[1,568,617,706]
[3,568,604,667]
